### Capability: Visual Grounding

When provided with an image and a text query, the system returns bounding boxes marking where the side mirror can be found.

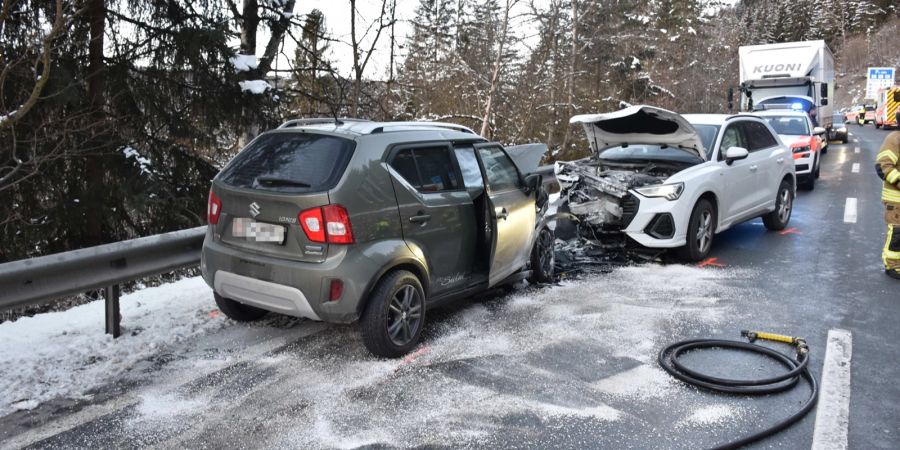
[813,127,827,136]
[821,99,828,106]
[523,173,542,194]
[724,146,749,165]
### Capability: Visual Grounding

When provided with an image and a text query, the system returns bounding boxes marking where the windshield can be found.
[691,125,720,160]
[599,144,704,165]
[832,114,845,124]
[763,116,809,136]
[219,132,355,193]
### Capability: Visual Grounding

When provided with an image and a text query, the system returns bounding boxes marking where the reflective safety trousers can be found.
[885,203,900,270]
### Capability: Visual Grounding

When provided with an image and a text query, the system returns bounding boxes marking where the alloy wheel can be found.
[777,188,792,223]
[696,210,713,254]
[386,285,423,346]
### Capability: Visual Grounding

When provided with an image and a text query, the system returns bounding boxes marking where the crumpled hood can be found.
[570,105,706,161]
[505,143,548,174]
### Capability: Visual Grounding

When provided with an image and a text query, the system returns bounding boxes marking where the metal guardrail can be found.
[0,226,206,337]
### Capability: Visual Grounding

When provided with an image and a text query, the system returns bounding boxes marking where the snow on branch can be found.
[229,54,259,72]
[239,80,272,94]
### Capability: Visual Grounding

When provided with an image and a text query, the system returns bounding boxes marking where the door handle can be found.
[409,213,431,224]
[776,158,784,164]
[496,207,508,220]
[749,165,758,171]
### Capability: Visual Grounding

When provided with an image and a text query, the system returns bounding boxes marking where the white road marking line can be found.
[851,163,860,173]
[854,147,860,154]
[811,329,853,450]
[843,198,857,223]
[853,138,859,143]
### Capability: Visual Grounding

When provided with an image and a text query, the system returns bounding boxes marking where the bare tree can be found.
[0,0,67,131]
[558,0,579,159]
[349,0,395,117]
[480,0,518,138]
[0,0,88,191]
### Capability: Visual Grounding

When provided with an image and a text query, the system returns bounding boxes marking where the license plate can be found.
[232,218,286,243]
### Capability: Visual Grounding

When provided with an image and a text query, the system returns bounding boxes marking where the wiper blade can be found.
[255,176,311,188]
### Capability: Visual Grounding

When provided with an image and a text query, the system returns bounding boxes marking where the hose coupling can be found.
[741,330,806,346]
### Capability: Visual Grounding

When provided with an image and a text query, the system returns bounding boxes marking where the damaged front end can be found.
[554,160,677,270]
[552,105,707,273]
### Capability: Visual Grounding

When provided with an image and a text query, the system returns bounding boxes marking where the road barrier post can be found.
[104,284,121,338]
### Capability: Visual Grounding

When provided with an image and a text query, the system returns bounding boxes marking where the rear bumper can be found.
[201,229,391,323]
[214,271,321,320]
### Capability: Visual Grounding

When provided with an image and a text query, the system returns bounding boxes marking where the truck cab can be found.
[738,40,835,133]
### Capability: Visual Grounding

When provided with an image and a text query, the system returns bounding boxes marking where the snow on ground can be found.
[0,277,224,416]
[677,404,744,427]
[3,264,760,448]
[105,264,741,449]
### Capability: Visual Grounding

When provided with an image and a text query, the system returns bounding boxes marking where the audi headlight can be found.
[635,182,684,201]
[792,145,811,153]
[838,127,847,133]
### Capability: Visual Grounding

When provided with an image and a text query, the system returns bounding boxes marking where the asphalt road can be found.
[2,125,898,450]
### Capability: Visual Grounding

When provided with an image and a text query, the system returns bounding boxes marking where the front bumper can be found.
[621,194,693,248]
[793,153,814,176]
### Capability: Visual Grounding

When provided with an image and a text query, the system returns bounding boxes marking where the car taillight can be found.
[298,204,354,244]
[208,190,222,224]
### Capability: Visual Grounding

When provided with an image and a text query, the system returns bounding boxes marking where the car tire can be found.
[841,136,848,144]
[529,226,555,284]
[214,293,268,322]
[799,172,815,190]
[360,270,425,358]
[763,180,793,231]
[676,198,716,263]
[814,153,821,179]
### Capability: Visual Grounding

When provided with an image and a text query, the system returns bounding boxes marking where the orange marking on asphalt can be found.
[401,346,431,365]
[698,257,725,268]
[779,227,801,236]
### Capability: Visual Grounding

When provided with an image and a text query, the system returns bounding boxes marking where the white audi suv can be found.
[556,105,796,261]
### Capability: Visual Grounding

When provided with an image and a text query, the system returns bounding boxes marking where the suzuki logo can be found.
[249,202,261,217]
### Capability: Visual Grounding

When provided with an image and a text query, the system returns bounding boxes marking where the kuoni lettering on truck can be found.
[738,40,835,134]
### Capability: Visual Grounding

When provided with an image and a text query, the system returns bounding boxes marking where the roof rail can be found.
[277,118,370,129]
[726,113,769,120]
[366,121,476,135]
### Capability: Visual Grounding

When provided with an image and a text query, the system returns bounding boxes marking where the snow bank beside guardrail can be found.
[0,277,223,416]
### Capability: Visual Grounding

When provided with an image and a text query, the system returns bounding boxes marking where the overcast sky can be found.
[270,0,543,80]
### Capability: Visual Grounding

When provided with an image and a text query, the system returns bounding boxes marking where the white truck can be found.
[738,40,835,132]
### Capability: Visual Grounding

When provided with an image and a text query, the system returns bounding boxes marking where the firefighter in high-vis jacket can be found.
[876,131,900,279]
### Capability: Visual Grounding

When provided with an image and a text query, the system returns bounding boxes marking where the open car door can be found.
[473,143,536,286]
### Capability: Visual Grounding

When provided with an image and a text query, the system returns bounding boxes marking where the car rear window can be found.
[218,132,354,192]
